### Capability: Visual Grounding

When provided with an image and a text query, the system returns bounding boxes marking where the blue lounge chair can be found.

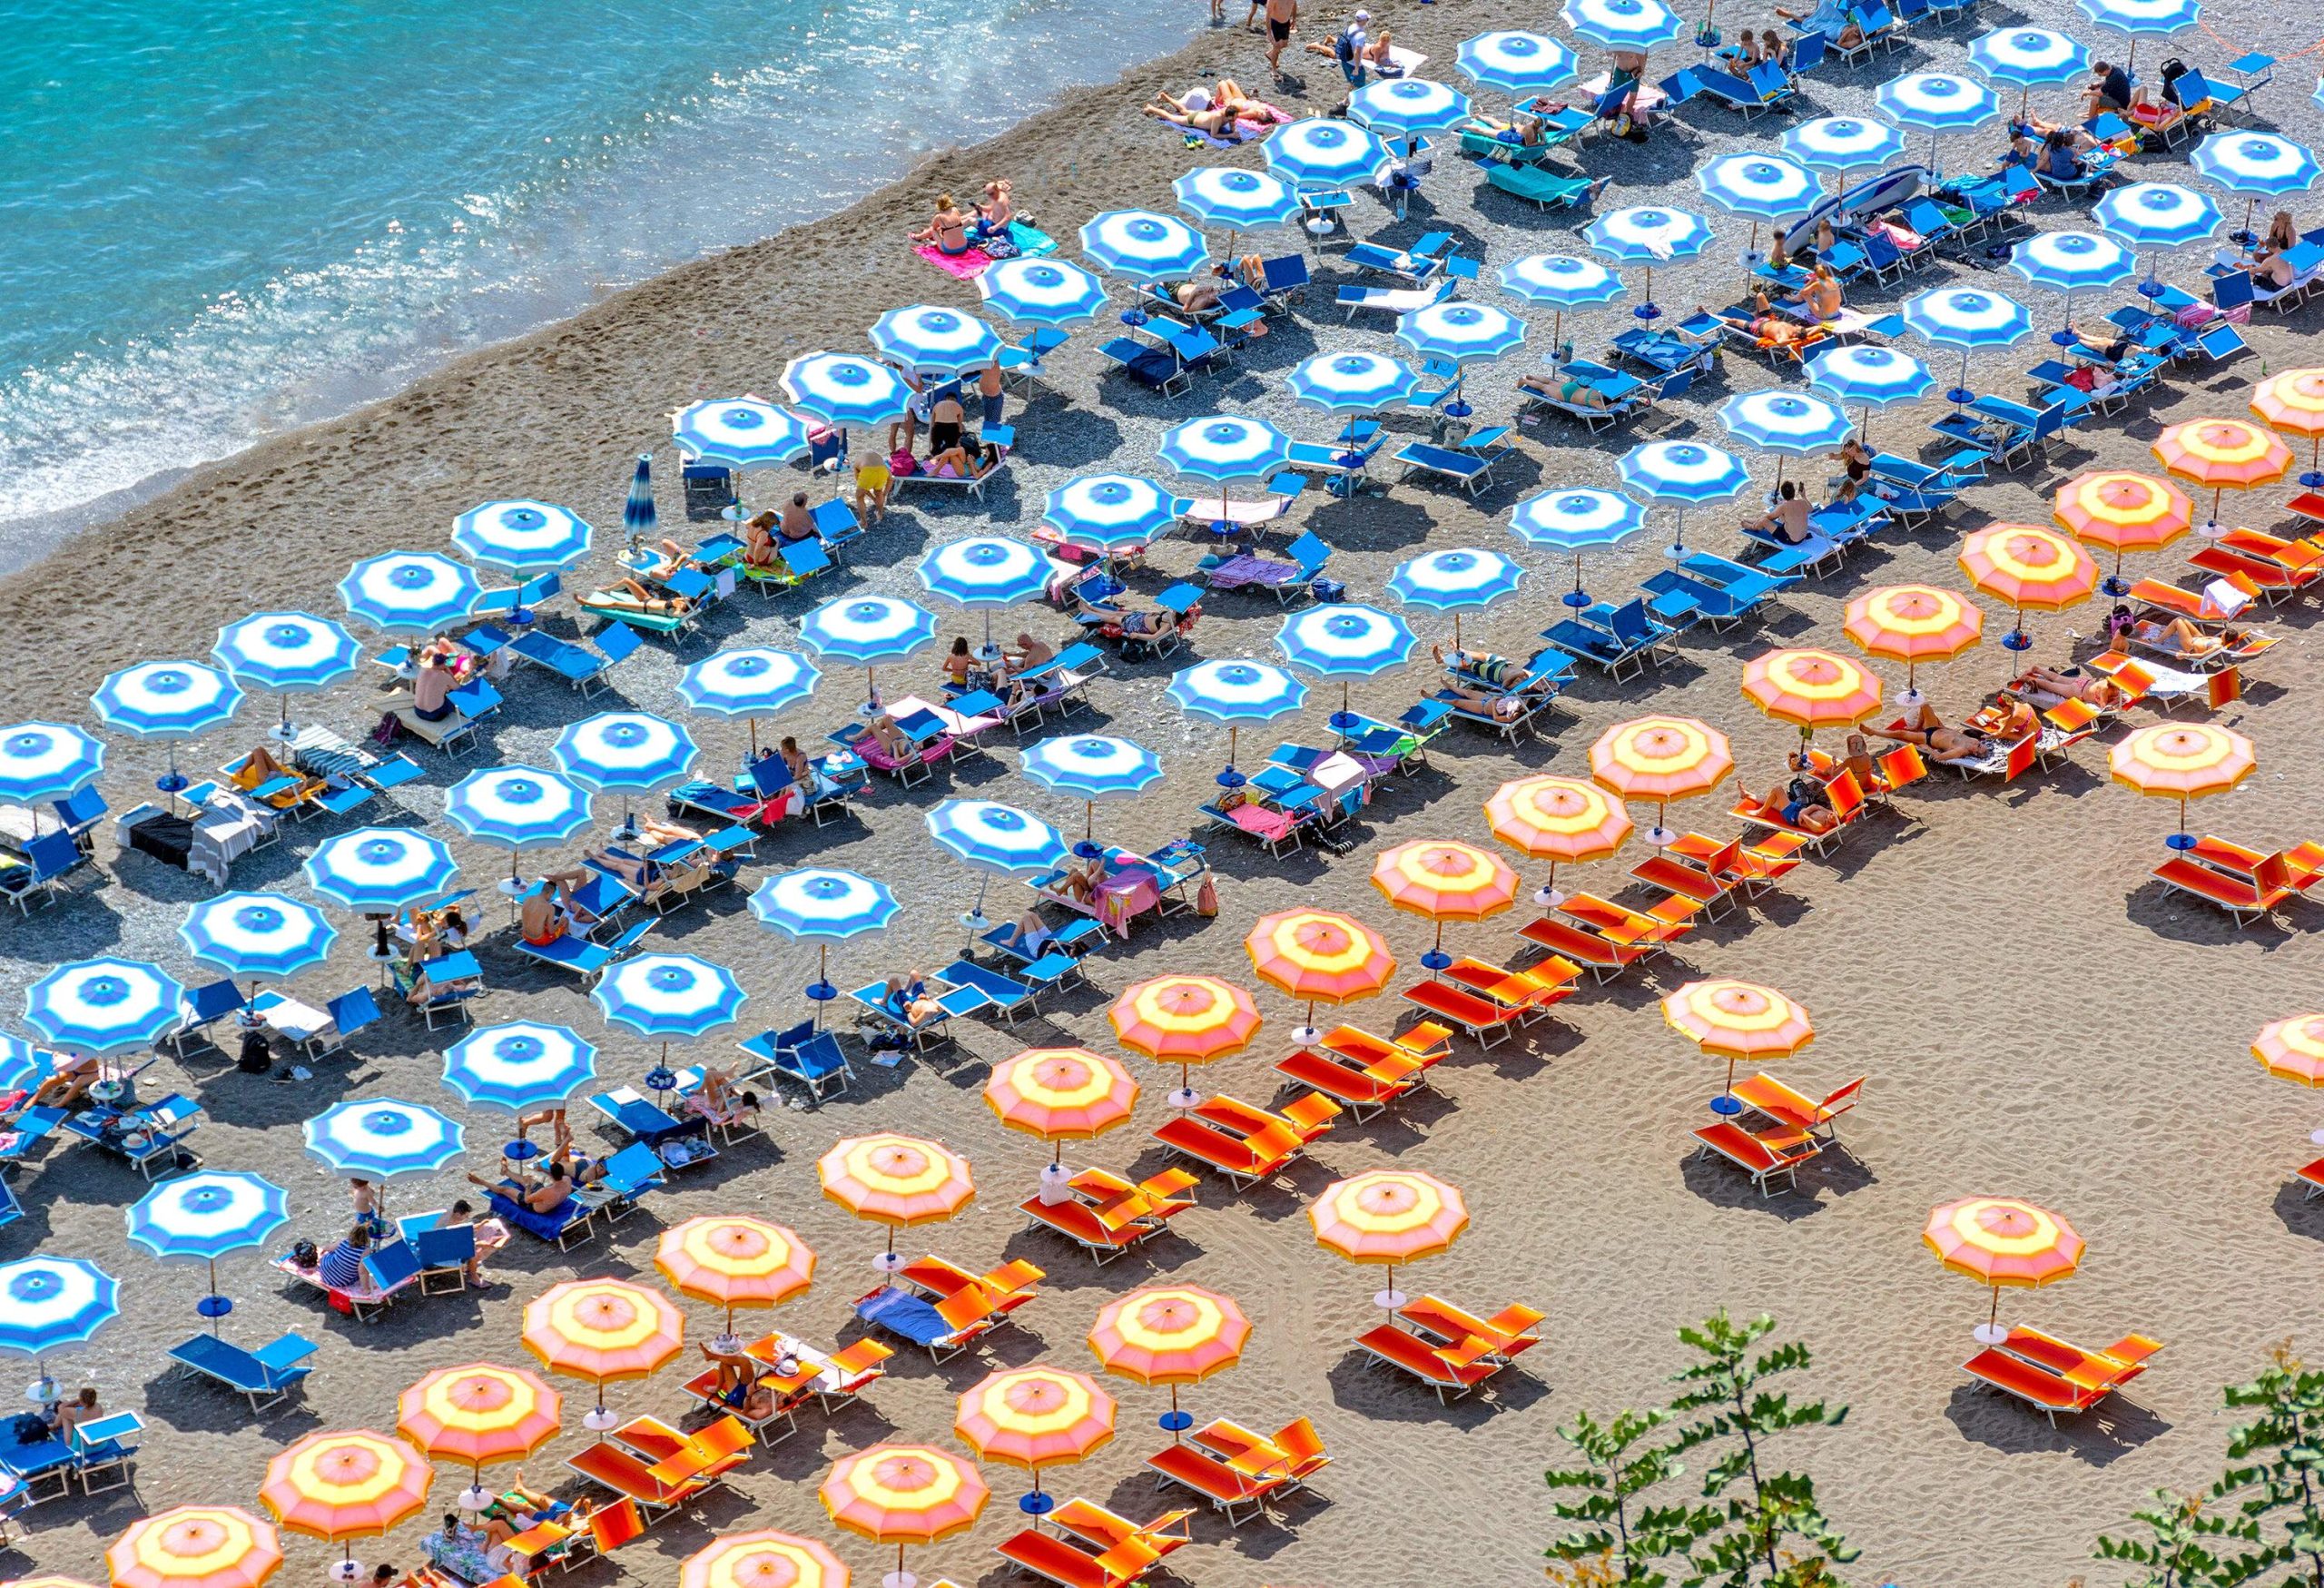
[1344,233,1451,283]
[586,1087,699,1148]
[981,915,1105,963]
[1394,441,1502,496]
[410,1223,478,1292]
[361,1237,424,1299]
[0,1106,68,1170]
[514,917,652,986]
[737,1021,852,1100]
[169,979,251,1059]
[0,1436,80,1504]
[849,978,986,1052]
[1334,698,1450,774]
[939,960,1038,1023]
[577,1140,673,1224]
[68,1409,143,1494]
[1540,599,1671,682]
[0,829,86,914]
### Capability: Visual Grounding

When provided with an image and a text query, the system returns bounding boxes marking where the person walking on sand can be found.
[1264,0,1297,74]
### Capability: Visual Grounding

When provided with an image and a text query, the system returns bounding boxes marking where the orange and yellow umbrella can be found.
[1842,585,1983,703]
[1310,1169,1469,1311]
[2153,417,2293,529]
[1663,979,1814,1110]
[2052,470,2193,593]
[819,1133,975,1269]
[6,1580,99,1588]
[1924,1195,2083,1342]
[396,1363,561,1500]
[954,1365,1116,1492]
[985,1046,1139,1164]
[260,1431,432,1562]
[1089,1284,1251,1437]
[1485,774,1631,907]
[1740,646,1883,739]
[655,1216,816,1341]
[524,1277,684,1427]
[1957,523,2096,661]
[2108,723,2256,840]
[1108,975,1262,1106]
[820,1445,989,1588]
[1244,908,1396,1041]
[681,1530,849,1588]
[107,1507,281,1588]
[1371,838,1519,969]
[1589,715,1733,845]
[2255,1014,2324,1089]
[2251,367,2324,478]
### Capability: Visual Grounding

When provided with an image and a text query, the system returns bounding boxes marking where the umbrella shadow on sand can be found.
[1943,1380,2170,1465]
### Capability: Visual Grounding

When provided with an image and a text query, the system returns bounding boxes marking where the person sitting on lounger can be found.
[591,577,694,616]
[1517,371,1617,410]
[1867,703,1993,761]
[317,1224,372,1289]
[1744,755,1837,833]
[740,510,780,569]
[2035,129,2085,182]
[1788,262,1843,321]
[926,440,997,480]
[1056,852,1107,903]
[767,494,810,544]
[1009,631,1056,670]
[519,871,589,947]
[699,1340,765,1406]
[1841,732,1882,791]
[426,1199,509,1285]
[469,1160,571,1217]
[1700,301,1808,350]
[2083,59,2132,118]
[409,640,460,724]
[909,193,973,256]
[2011,666,2127,708]
[1775,0,1861,47]
[777,735,816,790]
[2252,229,2307,289]
[1744,480,1814,544]
[941,636,976,687]
[880,972,945,1026]
[51,1387,103,1442]
[30,1052,99,1110]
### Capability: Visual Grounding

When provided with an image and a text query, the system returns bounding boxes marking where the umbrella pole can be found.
[1227,725,1239,774]
[1084,800,1095,843]
[1669,507,1688,560]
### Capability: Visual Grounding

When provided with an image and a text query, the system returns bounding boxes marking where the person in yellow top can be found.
[852,452,891,523]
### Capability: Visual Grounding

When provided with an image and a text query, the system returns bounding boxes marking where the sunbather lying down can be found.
[924,441,1000,481]
[1433,643,1546,692]
[1519,372,1617,409]
[862,715,915,759]
[641,537,703,578]
[588,577,694,616]
[1740,754,1837,833]
[1866,703,1996,761]
[1072,591,1176,636]
[1698,301,1807,349]
[2124,615,2231,657]
[2009,666,2124,709]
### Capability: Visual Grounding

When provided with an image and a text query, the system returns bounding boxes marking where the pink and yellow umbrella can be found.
[985,1046,1140,1170]
[655,1216,816,1344]
[1310,1169,1469,1312]
[681,1530,850,1588]
[396,1363,561,1504]
[1244,908,1396,1044]
[1108,975,1262,1107]
[2250,367,2324,480]
[1370,838,1519,970]
[1663,979,1814,1112]
[954,1365,1117,1497]
[820,1445,989,1588]
[1740,646,1884,740]
[2255,1014,2324,1089]
[259,1430,432,1577]
[1842,585,1984,705]
[1924,1196,2083,1343]
[819,1133,975,1270]
[523,1277,684,1431]
[2153,417,2293,530]
[1957,523,2096,661]
[6,1580,99,1588]
[1089,1284,1251,1438]
[2053,470,2193,594]
[2108,723,2257,843]
[1589,715,1733,846]
[106,1507,281,1588]
[1484,774,1631,907]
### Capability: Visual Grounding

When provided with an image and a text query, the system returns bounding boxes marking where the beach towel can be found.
[913,222,1059,279]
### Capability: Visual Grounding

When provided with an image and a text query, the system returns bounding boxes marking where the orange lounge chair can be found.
[997,1525,1162,1588]
[1397,1295,1544,1361]
[1399,977,1524,1046]
[1152,1113,1304,1189]
[1690,1119,1821,1197]
[1441,955,1579,1016]
[2152,847,2306,924]
[2188,528,2324,600]
[1518,914,1655,982]
[1961,1348,2111,1425]
[1019,1169,1194,1263]
[1050,1498,1193,1563]
[1728,1072,1864,1139]
[1629,845,1745,912]
[813,1337,894,1413]
[1198,1091,1339,1145]
[1318,1021,1452,1083]
[677,1366,806,1444]
[1354,1322,1504,1402]
[1667,829,1807,893]
[1275,1045,1421,1119]
[1190,1416,1331,1492]
[1145,1440,1285,1524]
[2000,1327,2162,1396]
[2296,1156,2324,1200]
[613,1414,753,1487]
[2124,577,2277,661]
[565,1440,714,1517]
[1558,890,1699,945]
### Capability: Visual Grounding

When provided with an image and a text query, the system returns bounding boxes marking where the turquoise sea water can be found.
[0,0,1193,538]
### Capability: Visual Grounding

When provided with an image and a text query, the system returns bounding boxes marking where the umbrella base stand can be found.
[1167,1087,1201,1110]
[873,1250,906,1275]
[330,1561,365,1583]
[1709,1093,1743,1117]
[1532,885,1567,910]
[1644,826,1677,848]
[459,1484,494,1511]
[1898,686,1926,709]
[884,1574,920,1588]
[497,877,529,898]
[1038,1163,1075,1204]
[1973,1323,2007,1346]
[1290,1027,1321,1048]
[1372,1287,1409,1311]
[583,1406,619,1434]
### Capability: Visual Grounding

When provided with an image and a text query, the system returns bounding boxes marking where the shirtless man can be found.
[1264,0,1296,74]
[1866,704,1993,762]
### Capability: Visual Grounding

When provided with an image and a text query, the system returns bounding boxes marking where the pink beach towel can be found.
[916,244,991,279]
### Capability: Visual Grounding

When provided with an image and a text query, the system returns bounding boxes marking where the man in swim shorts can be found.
[1264,0,1296,74]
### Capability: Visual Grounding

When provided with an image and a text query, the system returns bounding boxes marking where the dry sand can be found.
[1,0,2321,1583]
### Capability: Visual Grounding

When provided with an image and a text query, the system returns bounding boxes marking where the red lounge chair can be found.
[2152,851,2300,924]
[1961,1348,2109,1424]
[1441,955,1579,1012]
[1689,1120,1821,1197]
[1198,1091,1338,1145]
[1876,744,1927,797]
[1190,1416,1331,1491]
[996,1526,1157,1588]
[565,1440,712,1516]
[1275,1046,1419,1119]
[2297,1156,2324,1200]
[1667,830,1806,893]
[1728,1072,1864,1139]
[1518,915,1655,981]
[1018,1170,1192,1263]
[1399,978,1523,1045]
[1145,1441,1285,1524]
[1050,1498,1194,1561]
[1152,1112,1304,1188]
[1558,890,1699,944]
[1354,1322,1504,1402]
[1318,1021,1452,1082]
[813,1338,894,1413]
[2001,1327,2162,1396]
[1629,847,1743,912]
[1398,1295,1543,1361]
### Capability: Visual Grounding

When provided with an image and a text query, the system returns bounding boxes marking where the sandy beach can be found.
[2,0,2321,1583]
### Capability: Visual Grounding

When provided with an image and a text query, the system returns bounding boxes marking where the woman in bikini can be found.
[909,195,972,256]
[1866,703,1992,761]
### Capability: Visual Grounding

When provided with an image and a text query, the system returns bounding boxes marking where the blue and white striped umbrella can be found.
[552,712,698,795]
[918,538,1051,608]
[1805,344,1934,409]
[1783,115,1908,173]
[1500,253,1624,308]
[444,765,594,853]
[1350,78,1473,137]
[1620,439,1751,504]
[0,1258,116,1364]
[672,399,812,469]
[2191,132,2322,197]
[452,500,593,575]
[2094,182,2221,251]
[181,892,337,982]
[1901,285,2034,350]
[0,1038,46,1094]
[1265,118,1392,190]
[1967,27,2090,87]
[750,868,901,939]
[1044,475,1181,551]
[1457,30,1579,94]
[1078,211,1209,285]
[1876,73,2001,133]
[677,648,821,719]
[1021,735,1165,801]
[800,596,940,664]
[594,953,749,1041]
[305,1099,465,1181]
[868,305,1001,376]
[2074,0,2199,37]
[1167,659,1309,724]
[2011,229,2136,295]
[304,828,460,913]
[1718,390,1854,458]
[339,551,482,637]
[91,661,242,741]
[624,455,657,543]
[782,353,912,428]
[1275,604,1417,679]
[1157,414,1294,483]
[443,1021,597,1112]
[0,723,103,804]
[979,258,1111,328]
[1388,548,1526,612]
[126,1172,289,1265]
[925,801,1070,878]
[1396,301,1527,364]
[25,959,184,1056]
[1696,153,1820,222]
[213,611,361,695]
[1287,350,1419,413]
[1509,488,1647,550]
[1174,169,1301,232]
[1561,0,1683,48]
[1585,206,1713,264]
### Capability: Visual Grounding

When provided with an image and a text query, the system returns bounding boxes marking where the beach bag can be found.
[983,232,1019,261]
[888,448,919,478]
[369,712,399,748]
[1196,876,1219,917]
